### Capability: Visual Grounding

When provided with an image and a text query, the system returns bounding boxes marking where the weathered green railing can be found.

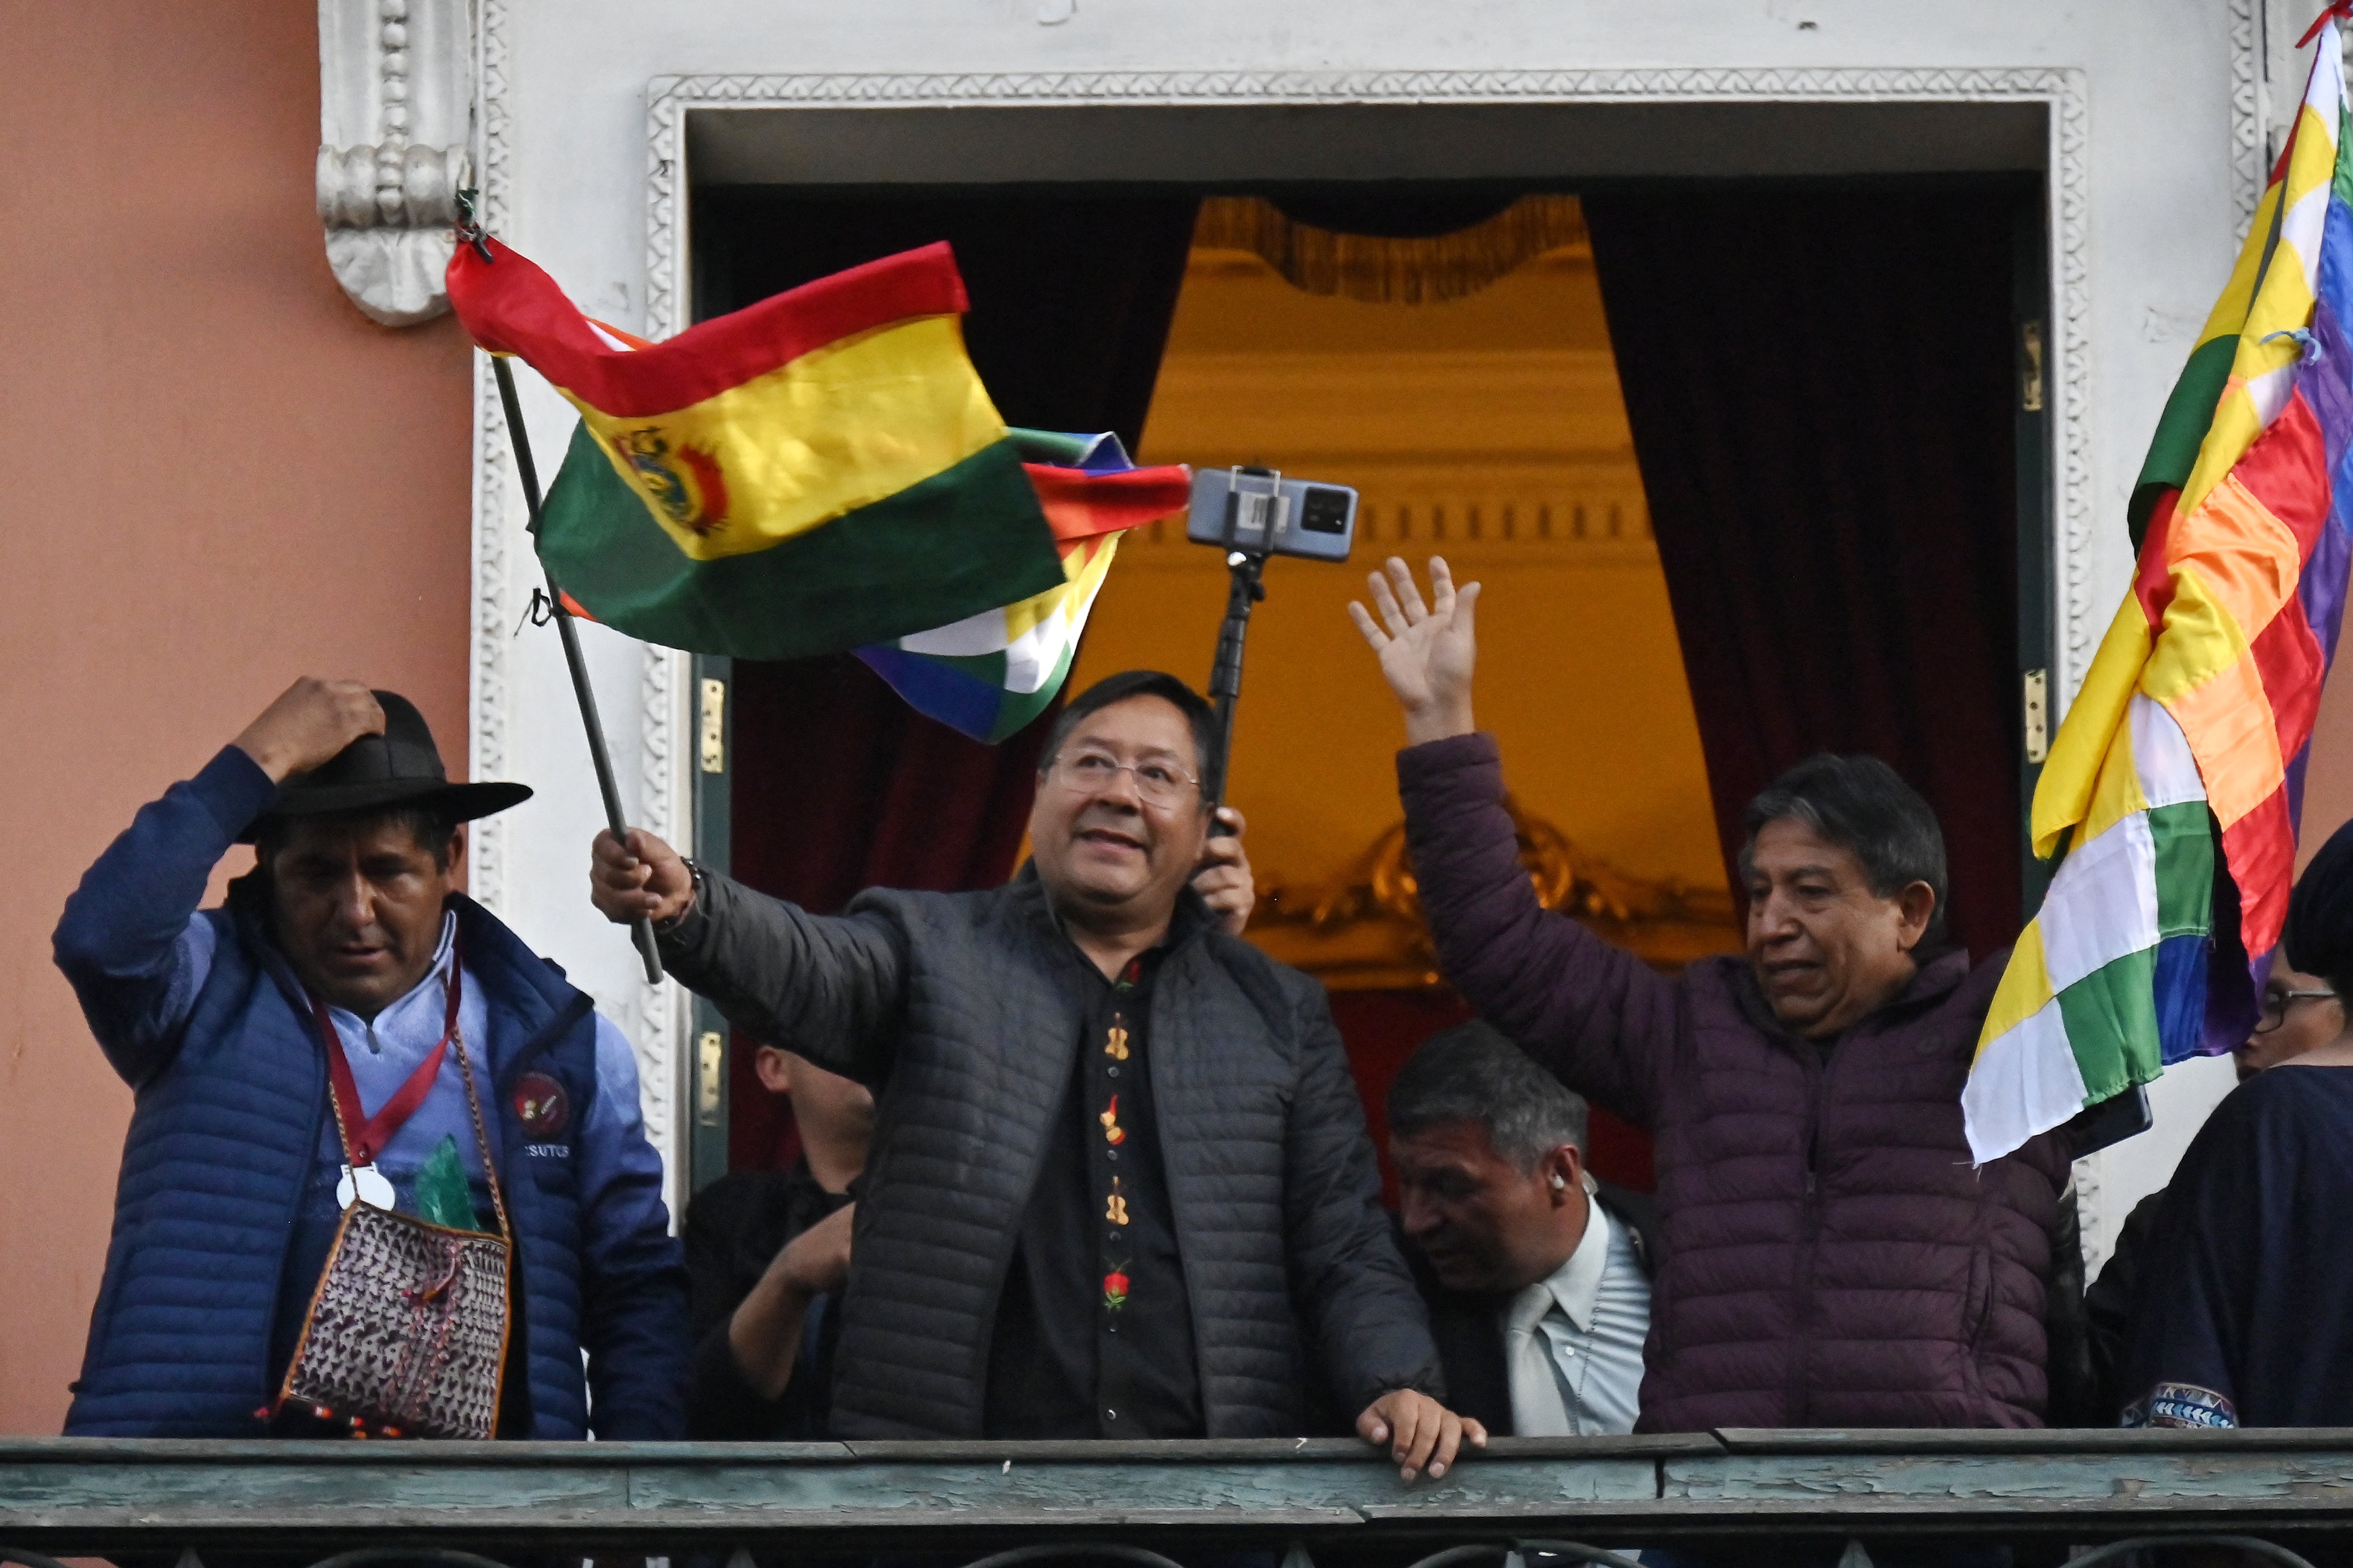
[2,1430,2351,1565]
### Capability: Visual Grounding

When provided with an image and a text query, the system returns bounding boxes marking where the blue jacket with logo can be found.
[52,747,688,1439]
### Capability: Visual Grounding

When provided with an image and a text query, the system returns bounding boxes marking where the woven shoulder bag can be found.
[274,1002,513,1440]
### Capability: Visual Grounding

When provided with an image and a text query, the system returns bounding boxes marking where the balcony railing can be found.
[2,1430,2351,1567]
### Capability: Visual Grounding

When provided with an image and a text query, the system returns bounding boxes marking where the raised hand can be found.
[591,826,695,926]
[232,678,386,783]
[1346,557,1481,747]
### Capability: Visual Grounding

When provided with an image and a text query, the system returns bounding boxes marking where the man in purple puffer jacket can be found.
[1349,558,2071,1432]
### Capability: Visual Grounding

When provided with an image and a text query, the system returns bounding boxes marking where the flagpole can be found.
[490,355,666,985]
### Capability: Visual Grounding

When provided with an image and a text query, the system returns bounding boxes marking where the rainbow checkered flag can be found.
[857,431,1188,742]
[1963,19,2353,1161]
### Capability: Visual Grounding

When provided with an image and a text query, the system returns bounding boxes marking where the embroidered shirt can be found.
[1505,1196,1651,1436]
[982,925,1203,1438]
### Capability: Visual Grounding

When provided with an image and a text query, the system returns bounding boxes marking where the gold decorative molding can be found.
[1246,797,1740,989]
[1194,195,1589,304]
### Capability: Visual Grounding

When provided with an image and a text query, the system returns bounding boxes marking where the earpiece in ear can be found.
[1549,1172,1568,1190]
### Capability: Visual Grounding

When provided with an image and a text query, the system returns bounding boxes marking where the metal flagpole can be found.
[490,355,666,984]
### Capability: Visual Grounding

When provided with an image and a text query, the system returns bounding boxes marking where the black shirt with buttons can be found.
[981,915,1204,1438]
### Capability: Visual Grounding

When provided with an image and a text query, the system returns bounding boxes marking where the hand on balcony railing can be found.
[1357,1386,1487,1481]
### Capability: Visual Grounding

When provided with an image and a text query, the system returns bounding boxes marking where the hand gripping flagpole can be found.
[458,196,663,984]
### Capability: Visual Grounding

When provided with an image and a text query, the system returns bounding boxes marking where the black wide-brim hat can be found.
[238,690,533,843]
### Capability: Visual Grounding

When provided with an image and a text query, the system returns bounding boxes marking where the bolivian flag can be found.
[1963,19,2353,1162]
[446,236,1067,660]
[858,432,1191,741]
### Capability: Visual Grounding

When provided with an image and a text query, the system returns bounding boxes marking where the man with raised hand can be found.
[1351,558,2069,1435]
[593,668,1479,1478]
[55,677,686,1438]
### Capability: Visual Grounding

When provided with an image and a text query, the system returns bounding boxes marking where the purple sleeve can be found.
[1396,733,1681,1131]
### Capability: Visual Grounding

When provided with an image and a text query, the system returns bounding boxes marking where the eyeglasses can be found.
[1046,749,1201,809]
[2252,987,2339,1034]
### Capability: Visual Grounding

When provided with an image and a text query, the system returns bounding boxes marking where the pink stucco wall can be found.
[0,1,473,1432]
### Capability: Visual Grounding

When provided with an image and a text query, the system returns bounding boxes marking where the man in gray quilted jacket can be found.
[591,669,1478,1479]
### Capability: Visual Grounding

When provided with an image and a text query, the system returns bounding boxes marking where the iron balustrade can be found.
[2,1430,2352,1566]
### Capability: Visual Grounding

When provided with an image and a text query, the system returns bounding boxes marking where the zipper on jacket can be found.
[1786,1039,1830,1427]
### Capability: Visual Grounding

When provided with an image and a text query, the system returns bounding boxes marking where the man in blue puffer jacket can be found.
[54,676,687,1439]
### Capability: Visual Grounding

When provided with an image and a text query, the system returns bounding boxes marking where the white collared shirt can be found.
[1504,1196,1652,1435]
[308,912,497,1185]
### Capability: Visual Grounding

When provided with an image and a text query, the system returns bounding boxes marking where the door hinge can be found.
[699,677,726,774]
[2023,668,2050,764]
[2020,321,2045,414]
[697,1030,724,1125]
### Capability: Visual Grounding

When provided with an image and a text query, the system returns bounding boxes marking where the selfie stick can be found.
[1202,550,1265,840]
[490,355,666,985]
[1203,468,1282,840]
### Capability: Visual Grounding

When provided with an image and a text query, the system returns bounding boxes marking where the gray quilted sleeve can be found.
[655,868,909,1086]
[1279,974,1446,1414]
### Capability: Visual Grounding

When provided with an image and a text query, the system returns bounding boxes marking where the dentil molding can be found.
[317,0,473,326]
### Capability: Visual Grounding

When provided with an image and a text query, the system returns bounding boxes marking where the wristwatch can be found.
[655,857,706,933]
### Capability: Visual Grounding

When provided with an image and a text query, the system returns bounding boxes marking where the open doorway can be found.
[684,174,2049,1196]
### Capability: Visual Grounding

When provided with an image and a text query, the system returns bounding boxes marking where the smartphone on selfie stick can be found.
[1186,466,1360,837]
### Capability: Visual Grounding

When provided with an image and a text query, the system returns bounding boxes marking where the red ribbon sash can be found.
[2298,1,2353,48]
[312,961,464,1169]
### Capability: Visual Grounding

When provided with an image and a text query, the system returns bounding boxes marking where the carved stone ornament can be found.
[317,0,472,326]
[1246,798,1741,989]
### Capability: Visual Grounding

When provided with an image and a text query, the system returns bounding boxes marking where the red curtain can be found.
[694,191,1201,1170]
[1582,181,2029,963]
[1332,990,1656,1200]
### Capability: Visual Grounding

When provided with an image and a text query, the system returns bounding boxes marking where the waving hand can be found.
[1347,556,1482,747]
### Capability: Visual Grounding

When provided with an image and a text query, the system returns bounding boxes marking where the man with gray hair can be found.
[1388,1021,1657,1436]
[1352,558,2070,1438]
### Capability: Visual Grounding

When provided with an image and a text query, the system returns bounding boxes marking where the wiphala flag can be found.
[1964,19,2353,1162]
[858,431,1190,743]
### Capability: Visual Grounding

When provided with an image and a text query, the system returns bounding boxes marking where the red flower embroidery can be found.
[1103,1269,1130,1311]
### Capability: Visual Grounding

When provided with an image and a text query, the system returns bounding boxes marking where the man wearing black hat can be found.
[54,678,688,1439]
